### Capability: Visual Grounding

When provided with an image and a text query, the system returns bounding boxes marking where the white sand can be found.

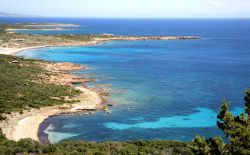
[0,46,47,55]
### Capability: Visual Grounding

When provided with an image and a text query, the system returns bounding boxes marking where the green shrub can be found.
[0,54,80,119]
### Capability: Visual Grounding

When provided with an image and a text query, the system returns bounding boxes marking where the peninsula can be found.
[0,24,200,55]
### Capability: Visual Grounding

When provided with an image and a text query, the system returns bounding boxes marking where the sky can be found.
[0,0,250,18]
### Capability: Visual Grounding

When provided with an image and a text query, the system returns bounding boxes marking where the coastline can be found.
[0,46,49,55]
[0,40,106,55]
[0,86,104,142]
[0,48,106,142]
[6,28,66,31]
[0,87,104,141]
[0,35,200,55]
[0,33,200,143]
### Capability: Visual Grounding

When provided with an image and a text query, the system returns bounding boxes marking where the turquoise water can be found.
[105,108,243,130]
[14,18,250,143]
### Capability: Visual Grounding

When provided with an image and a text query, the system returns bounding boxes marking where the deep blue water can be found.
[9,18,250,143]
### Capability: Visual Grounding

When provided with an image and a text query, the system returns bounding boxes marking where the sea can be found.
[1,17,250,143]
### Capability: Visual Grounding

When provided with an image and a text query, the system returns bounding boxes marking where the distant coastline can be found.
[1,37,200,56]
[0,22,200,56]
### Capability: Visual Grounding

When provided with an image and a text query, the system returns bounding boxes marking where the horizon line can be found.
[1,16,250,19]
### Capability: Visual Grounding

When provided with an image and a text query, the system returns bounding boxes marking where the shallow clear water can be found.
[13,18,250,143]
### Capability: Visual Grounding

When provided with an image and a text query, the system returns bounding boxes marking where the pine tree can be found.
[216,90,250,154]
[244,89,250,117]
[192,89,250,155]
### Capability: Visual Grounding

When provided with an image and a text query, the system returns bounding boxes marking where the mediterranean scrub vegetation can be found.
[0,54,80,120]
[0,24,98,49]
[0,54,250,154]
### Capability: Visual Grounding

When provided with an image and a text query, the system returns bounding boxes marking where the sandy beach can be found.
[0,39,108,55]
[0,46,48,55]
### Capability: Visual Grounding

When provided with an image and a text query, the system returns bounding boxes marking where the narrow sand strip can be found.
[0,40,105,55]
[0,46,46,55]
